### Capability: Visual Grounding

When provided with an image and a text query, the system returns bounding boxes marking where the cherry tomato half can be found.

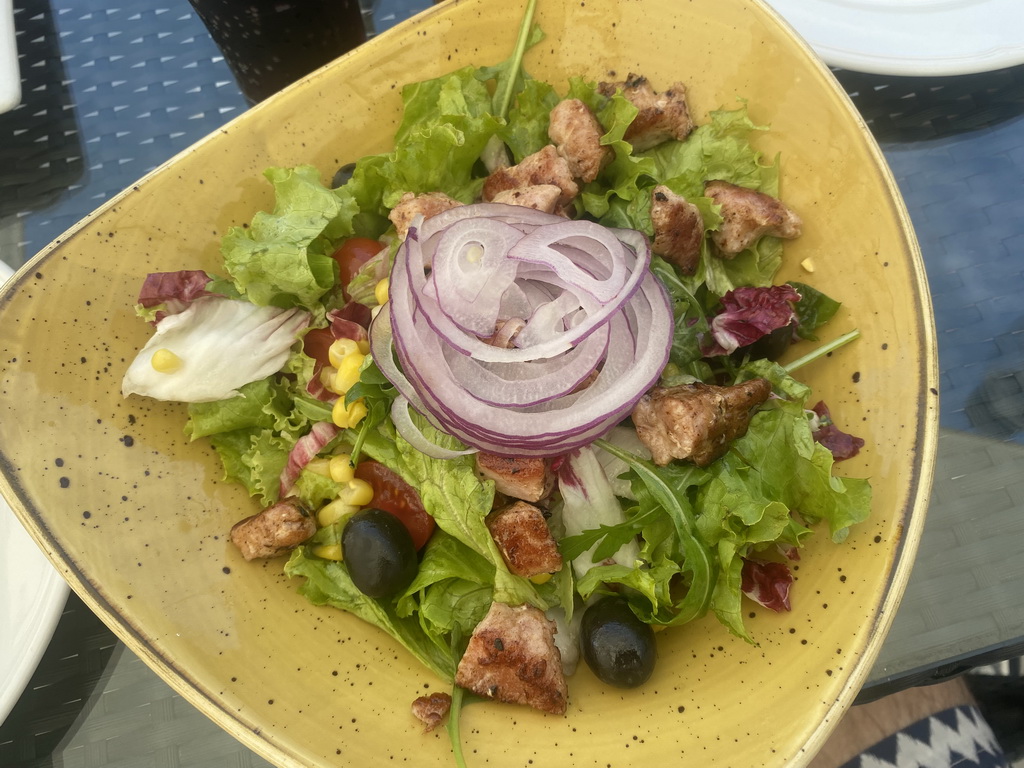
[354,460,435,550]
[332,237,385,298]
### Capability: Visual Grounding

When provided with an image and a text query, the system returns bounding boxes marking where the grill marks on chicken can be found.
[486,501,563,578]
[632,379,773,467]
[597,74,694,151]
[650,185,704,275]
[230,498,316,560]
[455,602,568,715]
[704,180,802,257]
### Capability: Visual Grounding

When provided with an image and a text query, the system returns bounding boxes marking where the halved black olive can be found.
[331,162,356,189]
[580,596,656,688]
[341,508,418,599]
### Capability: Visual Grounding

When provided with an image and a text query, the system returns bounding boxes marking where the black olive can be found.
[341,508,418,599]
[580,596,656,688]
[331,162,356,189]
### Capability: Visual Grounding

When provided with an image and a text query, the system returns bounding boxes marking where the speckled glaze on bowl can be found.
[0,0,937,765]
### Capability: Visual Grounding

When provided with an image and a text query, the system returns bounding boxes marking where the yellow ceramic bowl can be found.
[0,0,936,765]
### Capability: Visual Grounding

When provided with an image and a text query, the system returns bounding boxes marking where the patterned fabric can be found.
[841,705,1008,768]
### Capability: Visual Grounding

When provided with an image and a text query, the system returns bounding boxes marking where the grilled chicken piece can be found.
[597,74,694,151]
[632,379,772,467]
[388,191,463,239]
[491,184,563,215]
[482,145,579,208]
[476,453,554,502]
[455,602,568,715]
[704,180,802,256]
[486,501,563,578]
[650,185,704,275]
[411,692,452,732]
[229,498,315,560]
[547,98,611,183]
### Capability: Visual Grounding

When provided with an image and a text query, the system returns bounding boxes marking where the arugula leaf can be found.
[790,280,842,341]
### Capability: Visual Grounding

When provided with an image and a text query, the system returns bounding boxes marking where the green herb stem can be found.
[495,0,538,120]
[783,329,861,374]
[447,684,469,768]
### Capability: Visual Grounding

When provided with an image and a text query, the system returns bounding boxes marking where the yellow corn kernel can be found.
[312,544,343,561]
[340,477,374,507]
[332,398,368,429]
[305,458,332,478]
[151,348,182,374]
[331,352,365,394]
[374,278,390,306]
[319,365,338,388]
[800,257,815,273]
[317,499,358,527]
[357,339,370,355]
[529,572,553,585]
[328,338,361,369]
[329,454,355,483]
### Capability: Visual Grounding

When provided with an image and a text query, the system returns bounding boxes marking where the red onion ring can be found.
[372,203,673,457]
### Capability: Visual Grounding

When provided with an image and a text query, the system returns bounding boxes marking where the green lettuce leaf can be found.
[221,166,357,313]
[357,416,546,609]
[284,548,457,681]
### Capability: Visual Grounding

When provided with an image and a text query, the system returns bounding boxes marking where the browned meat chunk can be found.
[476,453,554,502]
[491,184,563,215]
[632,379,772,467]
[482,145,579,208]
[388,191,463,239]
[486,501,563,578]
[410,692,452,732]
[597,74,694,151]
[704,180,802,256]
[650,185,704,275]
[455,602,567,715]
[230,498,315,560]
[547,98,611,183]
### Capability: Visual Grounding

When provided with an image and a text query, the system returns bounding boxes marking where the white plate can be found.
[0,0,19,113]
[0,260,68,725]
[763,0,1024,76]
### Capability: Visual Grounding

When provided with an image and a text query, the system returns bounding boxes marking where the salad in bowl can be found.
[119,1,876,764]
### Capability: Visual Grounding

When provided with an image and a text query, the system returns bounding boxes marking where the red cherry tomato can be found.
[355,460,435,550]
[332,237,385,298]
[302,326,335,367]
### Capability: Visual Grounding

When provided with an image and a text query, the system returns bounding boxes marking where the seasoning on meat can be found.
[631,379,772,467]
[388,191,464,239]
[547,98,612,183]
[491,184,563,215]
[476,453,554,502]
[486,501,563,578]
[650,184,704,275]
[597,74,694,151]
[411,691,452,732]
[704,180,802,256]
[455,602,568,715]
[482,144,579,208]
[229,498,316,560]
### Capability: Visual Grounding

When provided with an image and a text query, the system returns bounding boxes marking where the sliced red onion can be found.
[375,203,673,457]
[390,396,479,459]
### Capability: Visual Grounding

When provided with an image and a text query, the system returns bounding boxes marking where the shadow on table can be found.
[0,0,84,223]
[834,64,1024,142]
[0,592,119,767]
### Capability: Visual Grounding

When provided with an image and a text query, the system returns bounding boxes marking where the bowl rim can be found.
[0,0,939,764]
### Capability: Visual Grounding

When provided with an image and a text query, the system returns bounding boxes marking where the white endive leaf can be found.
[122,297,310,403]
